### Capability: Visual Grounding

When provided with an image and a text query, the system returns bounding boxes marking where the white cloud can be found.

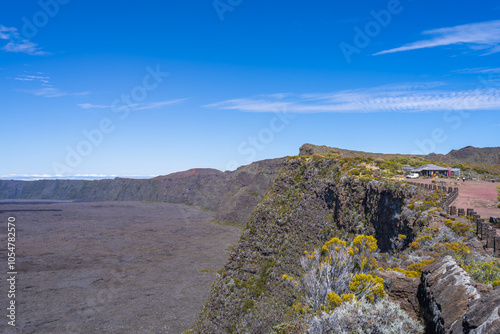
[72,91,90,96]
[454,67,500,74]
[78,98,188,111]
[15,74,50,83]
[0,174,155,180]
[26,87,67,98]
[205,83,500,114]
[132,99,188,110]
[16,72,89,98]
[78,103,109,109]
[0,25,48,56]
[0,25,17,39]
[374,20,500,56]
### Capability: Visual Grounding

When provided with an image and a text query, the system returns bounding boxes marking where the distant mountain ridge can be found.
[0,158,286,225]
[1,144,498,226]
[299,144,500,174]
[446,146,500,165]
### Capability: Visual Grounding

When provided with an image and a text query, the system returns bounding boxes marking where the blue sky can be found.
[1,0,499,179]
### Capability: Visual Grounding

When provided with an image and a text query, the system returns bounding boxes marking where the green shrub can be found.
[350,169,361,176]
[461,259,500,286]
[241,299,254,312]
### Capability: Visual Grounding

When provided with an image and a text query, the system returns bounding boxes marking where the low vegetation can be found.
[278,235,423,333]
[192,151,499,333]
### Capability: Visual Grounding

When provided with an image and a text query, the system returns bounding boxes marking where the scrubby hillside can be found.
[191,155,442,332]
[300,143,500,176]
[447,146,500,165]
[0,158,286,225]
[191,153,500,333]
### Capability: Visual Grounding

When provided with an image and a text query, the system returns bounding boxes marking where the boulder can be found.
[376,270,421,321]
[418,256,481,334]
[463,288,500,333]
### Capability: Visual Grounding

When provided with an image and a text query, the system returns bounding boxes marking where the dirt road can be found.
[408,179,499,218]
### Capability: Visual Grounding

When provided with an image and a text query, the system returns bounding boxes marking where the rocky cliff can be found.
[192,155,430,332]
[419,256,500,334]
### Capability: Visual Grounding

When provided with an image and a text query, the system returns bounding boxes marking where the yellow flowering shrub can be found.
[348,235,379,270]
[444,219,474,236]
[326,292,342,308]
[325,237,347,248]
[410,242,420,249]
[461,259,500,285]
[349,274,385,303]
[415,235,433,243]
[406,259,436,273]
[386,259,436,278]
[386,267,419,278]
[434,242,470,258]
[350,235,378,253]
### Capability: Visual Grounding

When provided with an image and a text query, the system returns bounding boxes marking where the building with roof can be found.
[411,164,450,177]
[451,168,461,177]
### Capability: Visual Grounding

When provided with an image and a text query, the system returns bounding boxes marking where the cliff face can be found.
[0,158,286,225]
[192,156,427,332]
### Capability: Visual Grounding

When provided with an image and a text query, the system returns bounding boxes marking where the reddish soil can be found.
[408,179,500,219]
[0,201,241,334]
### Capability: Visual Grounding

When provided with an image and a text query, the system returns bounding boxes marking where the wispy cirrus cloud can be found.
[0,174,155,181]
[0,25,48,56]
[78,98,188,111]
[374,20,500,56]
[78,103,109,109]
[453,68,500,76]
[15,71,89,97]
[15,73,54,90]
[205,82,500,113]
[15,73,51,84]
[20,87,89,98]
[26,87,68,98]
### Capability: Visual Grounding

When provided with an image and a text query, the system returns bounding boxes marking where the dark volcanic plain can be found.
[0,200,242,333]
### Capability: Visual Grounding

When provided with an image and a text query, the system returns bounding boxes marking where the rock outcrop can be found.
[463,287,500,333]
[376,270,421,321]
[192,156,429,332]
[418,256,481,334]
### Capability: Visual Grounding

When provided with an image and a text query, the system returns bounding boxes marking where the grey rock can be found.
[463,288,500,333]
[418,256,480,334]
